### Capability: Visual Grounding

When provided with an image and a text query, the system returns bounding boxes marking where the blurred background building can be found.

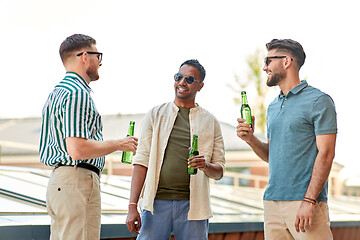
[0,115,359,240]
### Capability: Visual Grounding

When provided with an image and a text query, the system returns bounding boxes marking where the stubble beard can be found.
[176,89,188,99]
[175,84,188,99]
[267,71,286,87]
[86,62,100,82]
[175,86,197,101]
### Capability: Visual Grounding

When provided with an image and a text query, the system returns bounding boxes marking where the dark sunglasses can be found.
[174,73,201,85]
[264,56,293,66]
[77,51,103,63]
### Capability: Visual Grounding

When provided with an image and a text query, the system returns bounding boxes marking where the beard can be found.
[174,85,198,102]
[267,71,286,87]
[86,62,100,81]
[175,84,191,99]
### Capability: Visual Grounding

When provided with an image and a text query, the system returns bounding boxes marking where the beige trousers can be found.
[46,166,101,240]
[264,200,333,240]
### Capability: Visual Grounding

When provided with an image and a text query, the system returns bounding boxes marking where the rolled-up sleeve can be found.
[312,94,337,135]
[133,110,154,168]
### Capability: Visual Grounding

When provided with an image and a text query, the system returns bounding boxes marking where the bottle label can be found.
[122,121,135,164]
[188,150,198,175]
[244,109,252,125]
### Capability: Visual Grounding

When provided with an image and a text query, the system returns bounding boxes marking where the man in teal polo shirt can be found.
[236,39,337,239]
[39,34,138,240]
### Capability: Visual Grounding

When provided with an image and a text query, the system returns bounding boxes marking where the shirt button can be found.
[281,105,284,108]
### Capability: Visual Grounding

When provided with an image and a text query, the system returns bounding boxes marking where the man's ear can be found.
[284,56,293,69]
[81,52,89,64]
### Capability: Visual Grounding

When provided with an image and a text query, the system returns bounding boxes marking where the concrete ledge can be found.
[0,225,49,240]
[209,222,264,233]
[1,221,360,239]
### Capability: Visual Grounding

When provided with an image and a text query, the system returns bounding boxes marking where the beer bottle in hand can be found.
[121,121,135,164]
[188,134,199,175]
[240,91,253,129]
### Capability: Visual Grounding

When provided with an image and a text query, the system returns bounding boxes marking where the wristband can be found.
[303,197,317,205]
[128,202,137,207]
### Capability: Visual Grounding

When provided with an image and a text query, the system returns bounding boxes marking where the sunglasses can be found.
[77,51,103,63]
[264,56,288,66]
[174,73,201,85]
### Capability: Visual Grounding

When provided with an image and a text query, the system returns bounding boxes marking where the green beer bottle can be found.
[240,91,253,128]
[121,121,135,164]
[188,134,199,175]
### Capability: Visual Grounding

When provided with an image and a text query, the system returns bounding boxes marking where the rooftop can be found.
[1,165,360,226]
[1,116,359,239]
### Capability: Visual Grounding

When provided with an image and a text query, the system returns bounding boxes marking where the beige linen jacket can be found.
[133,102,226,220]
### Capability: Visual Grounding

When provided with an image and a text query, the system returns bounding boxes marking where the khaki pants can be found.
[46,166,101,240]
[264,200,333,240]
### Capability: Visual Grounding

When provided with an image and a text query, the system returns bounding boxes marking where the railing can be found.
[0,141,38,151]
[222,171,343,196]
[0,143,346,196]
[0,141,38,163]
[223,171,268,188]
[0,188,46,208]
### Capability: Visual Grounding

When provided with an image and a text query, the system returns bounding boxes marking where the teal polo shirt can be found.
[264,80,337,202]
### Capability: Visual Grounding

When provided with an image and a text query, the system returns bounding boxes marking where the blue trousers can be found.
[137,199,209,240]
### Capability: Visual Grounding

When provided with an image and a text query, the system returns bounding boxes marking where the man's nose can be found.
[262,64,267,71]
[178,76,187,85]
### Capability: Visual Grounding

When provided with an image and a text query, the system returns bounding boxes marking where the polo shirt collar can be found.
[65,72,93,93]
[279,80,308,99]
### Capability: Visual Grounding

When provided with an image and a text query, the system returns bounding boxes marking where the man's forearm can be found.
[203,163,223,180]
[304,133,336,200]
[66,137,137,161]
[304,152,334,199]
[129,164,147,204]
[66,138,121,160]
[247,136,269,163]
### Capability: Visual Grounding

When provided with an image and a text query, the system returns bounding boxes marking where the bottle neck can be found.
[128,122,135,136]
[241,94,248,105]
[192,135,198,151]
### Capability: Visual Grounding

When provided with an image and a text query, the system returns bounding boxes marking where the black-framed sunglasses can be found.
[77,51,103,63]
[174,73,201,85]
[264,56,292,66]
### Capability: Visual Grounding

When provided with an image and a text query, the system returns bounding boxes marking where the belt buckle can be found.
[53,162,65,171]
[78,162,100,176]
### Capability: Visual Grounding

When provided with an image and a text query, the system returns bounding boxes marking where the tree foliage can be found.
[229,48,268,135]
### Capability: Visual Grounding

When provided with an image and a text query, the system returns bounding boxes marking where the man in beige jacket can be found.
[126,59,226,240]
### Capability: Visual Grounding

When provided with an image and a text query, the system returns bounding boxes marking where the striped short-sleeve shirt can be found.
[39,72,105,171]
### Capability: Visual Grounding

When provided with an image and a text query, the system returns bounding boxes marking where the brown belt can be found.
[54,162,100,176]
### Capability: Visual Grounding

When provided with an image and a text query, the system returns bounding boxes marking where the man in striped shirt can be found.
[39,34,138,240]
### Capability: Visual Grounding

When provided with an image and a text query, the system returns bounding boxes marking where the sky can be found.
[0,0,359,179]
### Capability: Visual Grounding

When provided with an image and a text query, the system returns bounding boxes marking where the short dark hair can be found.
[180,59,206,82]
[59,34,96,63]
[266,39,306,70]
